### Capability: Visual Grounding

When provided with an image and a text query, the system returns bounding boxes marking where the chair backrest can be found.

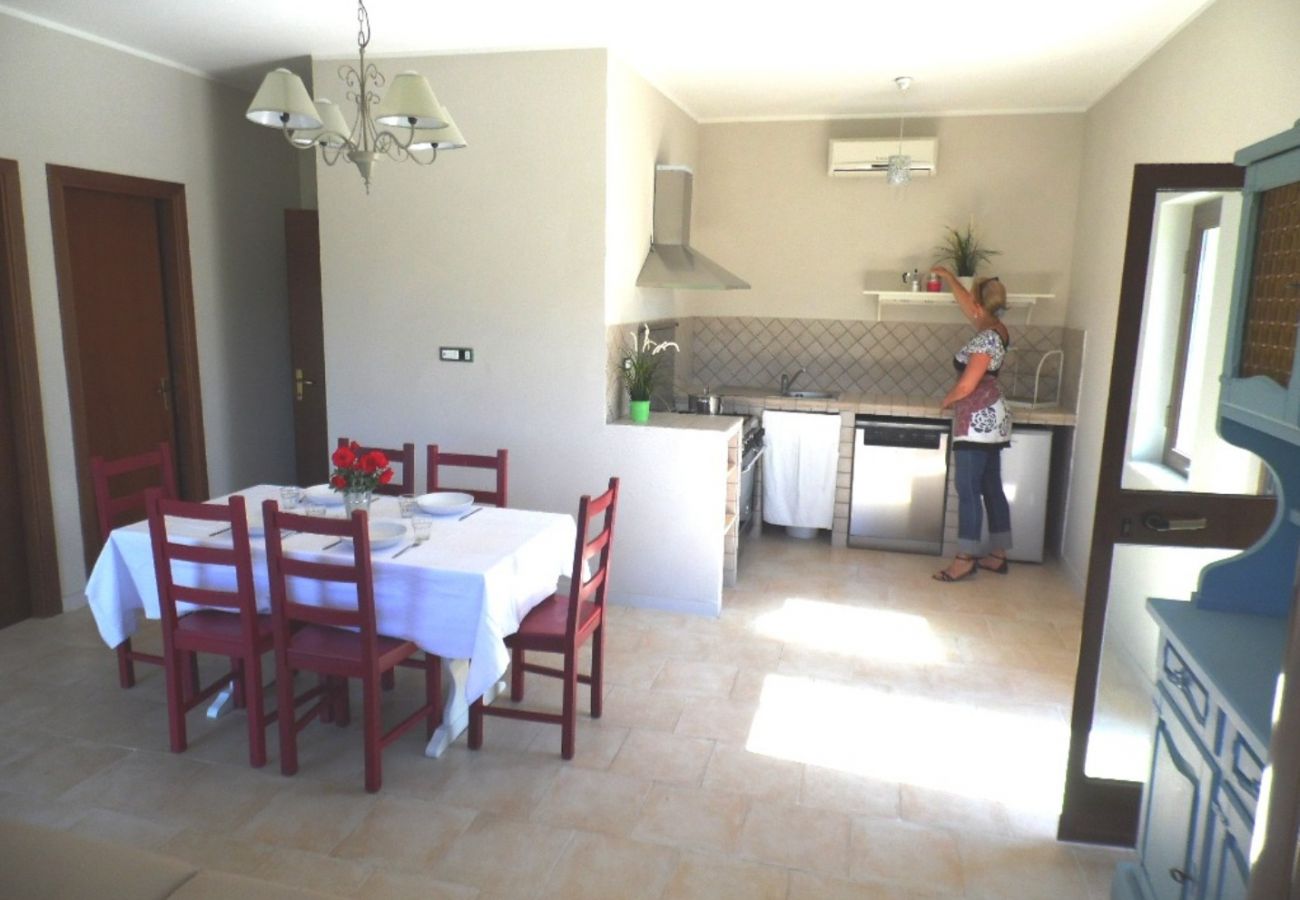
[146,491,257,638]
[564,477,619,640]
[262,500,383,663]
[91,442,178,543]
[426,445,509,507]
[335,438,415,496]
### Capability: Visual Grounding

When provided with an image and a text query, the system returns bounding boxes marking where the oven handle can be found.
[741,446,765,475]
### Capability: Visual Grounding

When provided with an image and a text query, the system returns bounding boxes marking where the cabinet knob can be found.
[1169,867,1195,885]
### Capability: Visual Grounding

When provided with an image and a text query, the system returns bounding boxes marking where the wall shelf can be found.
[863,290,1052,323]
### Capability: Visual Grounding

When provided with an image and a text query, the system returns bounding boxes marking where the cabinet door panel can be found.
[1140,693,1208,899]
[1204,784,1252,900]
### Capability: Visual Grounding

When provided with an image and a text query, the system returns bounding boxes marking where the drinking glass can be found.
[411,516,432,544]
[304,503,326,518]
[399,494,418,517]
[279,486,302,510]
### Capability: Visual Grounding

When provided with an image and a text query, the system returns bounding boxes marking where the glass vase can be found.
[342,490,372,518]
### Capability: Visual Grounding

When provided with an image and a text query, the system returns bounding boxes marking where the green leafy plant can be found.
[934,221,1000,277]
[620,324,679,402]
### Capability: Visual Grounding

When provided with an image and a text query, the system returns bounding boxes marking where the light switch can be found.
[439,347,473,362]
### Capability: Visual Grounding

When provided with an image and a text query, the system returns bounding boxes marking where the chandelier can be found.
[244,0,465,192]
[887,76,913,187]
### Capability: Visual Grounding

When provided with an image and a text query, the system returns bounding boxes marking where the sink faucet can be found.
[779,367,807,396]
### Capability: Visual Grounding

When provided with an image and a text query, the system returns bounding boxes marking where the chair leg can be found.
[333,677,351,728]
[245,652,267,768]
[277,663,299,777]
[230,657,246,710]
[180,651,200,704]
[561,652,578,761]
[317,674,334,723]
[467,696,483,750]
[425,656,442,740]
[590,623,605,719]
[363,674,382,793]
[510,646,525,701]
[163,648,188,754]
[116,639,136,689]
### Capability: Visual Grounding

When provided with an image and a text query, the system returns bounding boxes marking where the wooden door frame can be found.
[0,159,60,617]
[46,165,209,572]
[1057,163,1273,846]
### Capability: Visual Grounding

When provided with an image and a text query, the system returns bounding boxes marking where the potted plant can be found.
[330,441,394,515]
[620,324,679,424]
[934,220,1000,287]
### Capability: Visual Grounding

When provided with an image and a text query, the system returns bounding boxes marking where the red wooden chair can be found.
[146,491,276,767]
[90,442,177,689]
[426,445,509,507]
[469,477,619,759]
[262,500,441,792]
[335,438,415,497]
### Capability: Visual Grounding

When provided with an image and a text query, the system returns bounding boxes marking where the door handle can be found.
[1168,867,1195,885]
[294,368,315,401]
[156,376,172,412]
[1144,513,1207,532]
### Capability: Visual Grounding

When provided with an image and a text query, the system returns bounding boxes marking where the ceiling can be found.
[2,0,1215,121]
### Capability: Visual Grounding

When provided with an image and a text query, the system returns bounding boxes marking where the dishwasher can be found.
[849,415,950,554]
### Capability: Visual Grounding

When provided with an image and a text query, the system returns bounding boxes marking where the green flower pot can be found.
[629,400,651,424]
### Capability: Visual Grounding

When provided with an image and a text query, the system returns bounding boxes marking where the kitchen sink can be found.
[783,390,838,399]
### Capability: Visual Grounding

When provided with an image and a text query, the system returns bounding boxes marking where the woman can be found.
[931,267,1012,582]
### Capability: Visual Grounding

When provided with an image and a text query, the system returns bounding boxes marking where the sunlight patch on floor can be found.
[746,672,1068,812]
[753,597,945,664]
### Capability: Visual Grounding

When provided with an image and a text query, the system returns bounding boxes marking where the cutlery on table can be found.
[208,526,231,537]
[458,507,482,521]
[322,538,344,551]
[392,542,417,559]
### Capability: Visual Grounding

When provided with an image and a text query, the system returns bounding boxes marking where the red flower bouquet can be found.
[330,441,395,494]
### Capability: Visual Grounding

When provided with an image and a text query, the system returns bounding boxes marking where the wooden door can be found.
[0,159,58,626]
[285,210,328,486]
[48,166,208,571]
[1059,164,1274,845]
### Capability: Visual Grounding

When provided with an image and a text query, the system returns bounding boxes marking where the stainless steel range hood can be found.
[636,166,750,291]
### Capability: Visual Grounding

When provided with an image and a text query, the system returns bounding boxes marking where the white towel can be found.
[761,410,841,529]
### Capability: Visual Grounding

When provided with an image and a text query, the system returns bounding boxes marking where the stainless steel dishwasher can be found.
[849,416,950,554]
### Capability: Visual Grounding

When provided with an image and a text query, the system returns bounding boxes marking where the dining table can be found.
[84,484,578,757]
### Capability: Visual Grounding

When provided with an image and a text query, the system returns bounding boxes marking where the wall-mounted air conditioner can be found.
[828,138,938,177]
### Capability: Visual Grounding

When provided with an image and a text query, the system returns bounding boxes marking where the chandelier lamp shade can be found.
[244,0,465,191]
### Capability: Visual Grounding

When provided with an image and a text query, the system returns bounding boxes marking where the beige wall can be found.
[690,114,1086,325]
[315,49,730,614]
[1060,0,1300,585]
[0,13,300,604]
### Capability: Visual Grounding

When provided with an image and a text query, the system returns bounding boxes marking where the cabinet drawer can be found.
[1159,640,1215,745]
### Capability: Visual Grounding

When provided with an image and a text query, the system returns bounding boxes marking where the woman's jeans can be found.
[954,446,1012,556]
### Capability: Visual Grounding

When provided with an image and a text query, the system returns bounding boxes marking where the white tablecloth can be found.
[84,485,576,703]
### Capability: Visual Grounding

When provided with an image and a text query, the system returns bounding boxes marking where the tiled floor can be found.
[0,531,1131,898]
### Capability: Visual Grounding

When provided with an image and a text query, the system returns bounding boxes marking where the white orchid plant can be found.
[621,324,680,402]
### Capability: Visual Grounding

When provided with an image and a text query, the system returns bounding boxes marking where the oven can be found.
[738,417,764,534]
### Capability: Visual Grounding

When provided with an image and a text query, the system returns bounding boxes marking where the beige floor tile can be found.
[0,738,130,799]
[426,813,575,896]
[67,806,183,849]
[610,729,714,786]
[801,765,901,819]
[631,784,750,854]
[529,766,653,835]
[739,798,852,877]
[431,746,562,818]
[652,659,740,697]
[331,794,477,867]
[701,741,803,803]
[526,718,629,768]
[899,784,1012,835]
[536,830,677,899]
[348,868,479,899]
[1072,842,1134,899]
[674,697,761,745]
[250,845,376,895]
[160,828,272,874]
[848,816,965,892]
[601,686,689,731]
[789,870,948,899]
[662,851,789,900]
[958,833,1093,900]
[237,781,378,853]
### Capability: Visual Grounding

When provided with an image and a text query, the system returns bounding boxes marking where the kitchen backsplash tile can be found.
[608,317,1082,420]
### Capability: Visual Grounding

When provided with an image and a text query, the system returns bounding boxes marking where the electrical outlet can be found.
[439,347,473,362]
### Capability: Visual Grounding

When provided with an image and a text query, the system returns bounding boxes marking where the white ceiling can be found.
[1,0,1215,121]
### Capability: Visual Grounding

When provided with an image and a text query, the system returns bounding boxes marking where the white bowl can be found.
[416,492,475,517]
[342,519,407,551]
[304,484,344,507]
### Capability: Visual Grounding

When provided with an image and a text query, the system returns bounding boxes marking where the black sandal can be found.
[932,555,978,582]
[977,556,1010,574]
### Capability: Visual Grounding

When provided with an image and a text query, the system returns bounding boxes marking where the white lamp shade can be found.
[374,72,446,129]
[246,68,322,130]
[407,107,467,150]
[302,98,352,148]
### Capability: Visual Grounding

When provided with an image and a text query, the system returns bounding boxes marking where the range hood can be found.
[636,165,750,291]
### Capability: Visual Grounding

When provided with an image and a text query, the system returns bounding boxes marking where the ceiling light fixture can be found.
[244,0,465,193]
[887,76,913,187]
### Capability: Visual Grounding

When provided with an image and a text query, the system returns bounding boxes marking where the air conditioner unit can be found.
[828,138,938,177]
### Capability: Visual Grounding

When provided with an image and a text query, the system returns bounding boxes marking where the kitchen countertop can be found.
[612,411,744,433]
[710,387,1076,426]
